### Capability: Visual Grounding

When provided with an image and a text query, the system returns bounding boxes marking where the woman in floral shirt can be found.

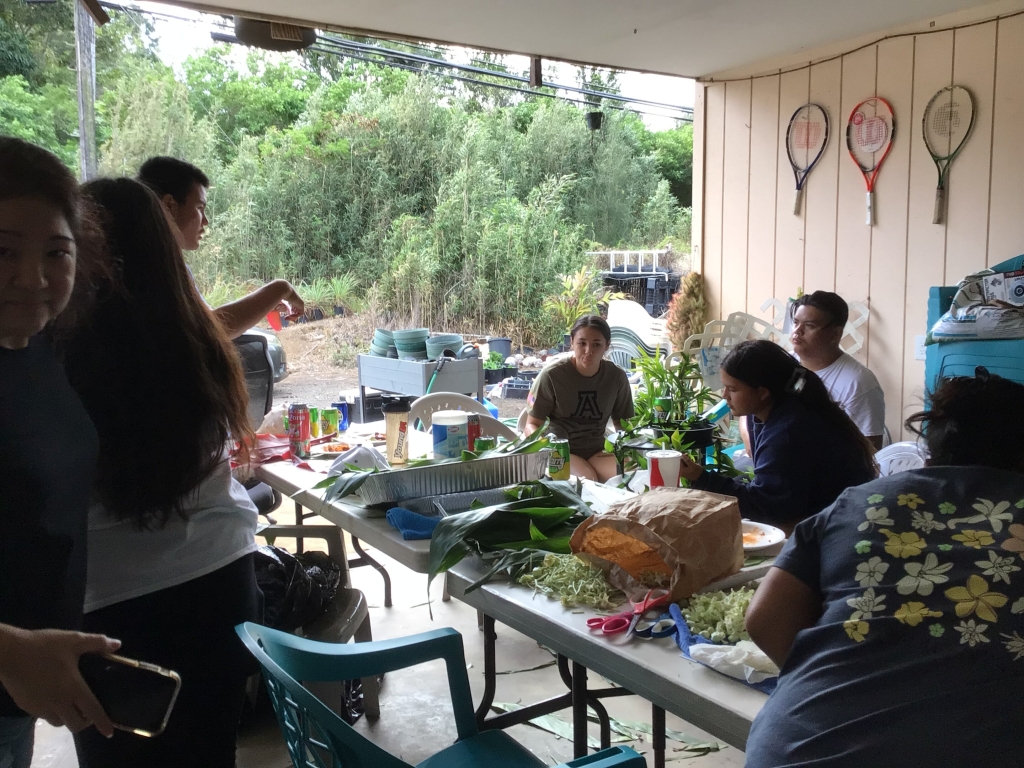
[744,369,1024,767]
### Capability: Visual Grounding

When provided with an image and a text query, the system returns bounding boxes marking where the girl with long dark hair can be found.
[0,138,116,767]
[63,178,260,768]
[679,339,877,531]
[525,315,634,481]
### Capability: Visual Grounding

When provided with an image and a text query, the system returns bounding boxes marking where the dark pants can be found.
[75,554,261,768]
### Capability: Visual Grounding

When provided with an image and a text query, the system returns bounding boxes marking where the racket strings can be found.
[925,91,972,159]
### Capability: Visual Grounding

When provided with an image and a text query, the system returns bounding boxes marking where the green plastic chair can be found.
[236,622,645,768]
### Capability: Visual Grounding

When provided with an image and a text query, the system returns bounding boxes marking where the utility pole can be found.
[73,0,108,180]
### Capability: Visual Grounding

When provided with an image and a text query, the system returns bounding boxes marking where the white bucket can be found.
[432,410,469,459]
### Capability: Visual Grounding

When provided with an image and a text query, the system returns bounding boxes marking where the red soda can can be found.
[466,414,481,451]
[288,403,311,461]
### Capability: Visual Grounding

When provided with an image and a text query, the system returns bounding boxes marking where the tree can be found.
[0,17,34,79]
[650,123,693,207]
[0,76,74,164]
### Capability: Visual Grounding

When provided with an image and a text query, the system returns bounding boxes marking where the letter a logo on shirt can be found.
[572,391,602,421]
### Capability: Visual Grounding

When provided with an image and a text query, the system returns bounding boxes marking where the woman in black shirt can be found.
[0,139,116,767]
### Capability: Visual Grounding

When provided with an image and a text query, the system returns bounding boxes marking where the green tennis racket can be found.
[922,85,976,225]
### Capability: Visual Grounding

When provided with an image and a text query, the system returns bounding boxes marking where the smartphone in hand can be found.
[78,653,181,737]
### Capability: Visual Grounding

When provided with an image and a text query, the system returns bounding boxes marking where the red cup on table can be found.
[648,449,682,488]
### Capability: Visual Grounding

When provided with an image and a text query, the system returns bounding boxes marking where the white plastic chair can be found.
[409,392,490,430]
[875,441,927,476]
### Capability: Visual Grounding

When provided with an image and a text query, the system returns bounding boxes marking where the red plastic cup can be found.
[266,311,283,331]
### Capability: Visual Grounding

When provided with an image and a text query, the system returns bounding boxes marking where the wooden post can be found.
[74,0,98,180]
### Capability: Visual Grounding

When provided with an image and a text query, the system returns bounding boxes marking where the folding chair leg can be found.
[355,614,380,719]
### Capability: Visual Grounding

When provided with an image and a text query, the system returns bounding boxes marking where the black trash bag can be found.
[254,545,342,631]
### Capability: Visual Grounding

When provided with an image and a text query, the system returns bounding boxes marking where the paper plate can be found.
[742,520,786,552]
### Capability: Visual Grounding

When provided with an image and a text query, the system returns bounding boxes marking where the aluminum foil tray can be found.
[398,487,518,518]
[358,450,551,506]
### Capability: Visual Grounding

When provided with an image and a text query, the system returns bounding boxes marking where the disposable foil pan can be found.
[399,487,518,518]
[358,450,551,506]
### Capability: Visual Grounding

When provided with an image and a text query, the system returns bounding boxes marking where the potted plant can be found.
[541,267,628,349]
[302,279,331,321]
[330,273,359,317]
[605,349,742,482]
[483,351,505,384]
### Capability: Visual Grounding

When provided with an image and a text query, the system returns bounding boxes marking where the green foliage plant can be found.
[605,349,742,480]
[541,266,628,340]
[483,350,504,370]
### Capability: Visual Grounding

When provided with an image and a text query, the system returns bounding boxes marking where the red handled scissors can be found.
[586,589,671,636]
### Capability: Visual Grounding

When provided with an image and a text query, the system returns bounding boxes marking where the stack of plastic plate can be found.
[392,328,429,360]
[370,329,393,357]
[426,333,463,360]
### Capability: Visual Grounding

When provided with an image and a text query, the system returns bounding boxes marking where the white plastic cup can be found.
[432,410,469,458]
[648,450,682,488]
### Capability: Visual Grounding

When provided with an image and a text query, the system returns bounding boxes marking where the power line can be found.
[98,1,692,122]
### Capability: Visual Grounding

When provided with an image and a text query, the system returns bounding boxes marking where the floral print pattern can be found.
[954,619,989,647]
[1003,631,1024,660]
[1001,524,1024,557]
[858,506,894,532]
[855,557,889,587]
[838,489,1024,663]
[948,499,1014,533]
[898,493,924,509]
[894,602,942,626]
[952,529,995,549]
[896,554,952,596]
[879,529,927,558]
[975,551,1020,585]
[945,575,1008,622]
[846,588,886,619]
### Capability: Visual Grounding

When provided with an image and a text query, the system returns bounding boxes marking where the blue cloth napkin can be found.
[385,507,440,540]
[670,603,777,695]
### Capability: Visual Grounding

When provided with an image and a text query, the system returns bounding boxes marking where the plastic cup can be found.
[648,450,682,488]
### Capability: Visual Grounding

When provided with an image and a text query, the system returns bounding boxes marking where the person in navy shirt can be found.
[744,369,1024,767]
[679,340,877,532]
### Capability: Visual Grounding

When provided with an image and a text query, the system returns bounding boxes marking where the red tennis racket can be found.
[846,97,896,226]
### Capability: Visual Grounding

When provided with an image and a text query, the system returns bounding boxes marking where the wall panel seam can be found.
[985,18,1001,263]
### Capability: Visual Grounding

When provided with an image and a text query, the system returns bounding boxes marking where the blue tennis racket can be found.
[786,103,830,215]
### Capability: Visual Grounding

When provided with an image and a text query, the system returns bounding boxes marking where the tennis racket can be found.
[922,85,976,225]
[846,97,896,226]
[786,103,830,215]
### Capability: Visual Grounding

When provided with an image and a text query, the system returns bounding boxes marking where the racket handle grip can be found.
[933,186,945,225]
[865,191,874,226]
[793,186,804,216]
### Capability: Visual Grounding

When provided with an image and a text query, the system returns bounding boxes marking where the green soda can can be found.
[548,438,571,480]
[654,396,673,421]
[309,407,321,438]
[474,435,497,452]
[321,407,340,435]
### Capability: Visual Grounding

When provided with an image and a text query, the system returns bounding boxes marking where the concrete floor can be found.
[30,510,746,768]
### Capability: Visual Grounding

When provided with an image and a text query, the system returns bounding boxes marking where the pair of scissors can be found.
[587,589,671,636]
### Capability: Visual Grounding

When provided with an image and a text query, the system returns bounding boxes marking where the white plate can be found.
[742,520,785,552]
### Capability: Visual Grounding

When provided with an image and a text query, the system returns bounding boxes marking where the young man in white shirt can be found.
[790,291,885,450]
[138,157,304,339]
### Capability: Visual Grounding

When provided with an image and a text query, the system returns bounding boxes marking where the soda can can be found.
[309,407,320,438]
[474,435,497,452]
[548,438,571,480]
[287,403,311,461]
[331,401,350,432]
[321,407,339,436]
[466,414,481,451]
[654,396,673,422]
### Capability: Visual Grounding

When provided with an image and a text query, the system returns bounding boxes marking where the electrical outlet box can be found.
[915,335,927,361]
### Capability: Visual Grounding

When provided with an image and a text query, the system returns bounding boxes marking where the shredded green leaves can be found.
[427,480,592,588]
[680,587,756,644]
[517,553,623,610]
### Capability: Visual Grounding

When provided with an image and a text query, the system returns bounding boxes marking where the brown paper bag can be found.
[569,487,743,601]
